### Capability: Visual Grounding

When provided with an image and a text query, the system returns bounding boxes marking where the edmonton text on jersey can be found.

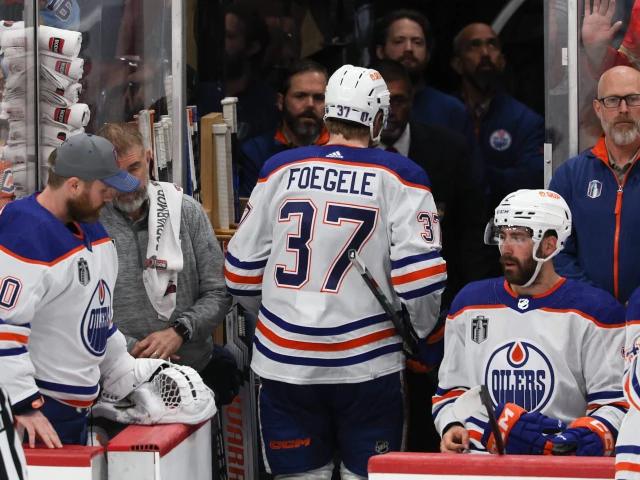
[286,166,377,196]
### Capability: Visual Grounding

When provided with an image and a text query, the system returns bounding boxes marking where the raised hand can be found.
[582,0,623,69]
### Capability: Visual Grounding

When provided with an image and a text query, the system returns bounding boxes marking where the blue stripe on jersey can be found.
[226,253,268,270]
[632,367,640,401]
[616,445,640,455]
[0,346,27,356]
[392,251,441,271]
[432,398,458,417]
[107,324,117,338]
[227,287,262,297]
[254,336,402,367]
[0,318,30,328]
[35,379,99,395]
[260,305,391,336]
[592,414,619,439]
[397,280,447,300]
[259,145,430,189]
[467,416,488,430]
[588,391,625,401]
[435,386,467,396]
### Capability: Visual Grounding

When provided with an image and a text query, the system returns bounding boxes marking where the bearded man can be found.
[451,23,544,219]
[238,59,329,197]
[550,65,640,304]
[96,123,239,407]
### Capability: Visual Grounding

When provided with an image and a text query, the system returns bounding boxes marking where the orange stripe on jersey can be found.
[616,462,640,474]
[503,278,567,299]
[427,324,445,344]
[432,389,465,405]
[627,320,640,326]
[625,374,640,411]
[447,305,508,320]
[257,158,431,192]
[256,320,396,352]
[392,263,446,286]
[587,401,629,411]
[469,430,483,443]
[0,333,28,344]
[0,237,111,267]
[224,266,263,285]
[539,307,624,329]
[59,398,94,408]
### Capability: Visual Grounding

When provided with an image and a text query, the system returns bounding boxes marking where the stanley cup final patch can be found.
[78,257,90,286]
[587,180,602,199]
[471,315,489,344]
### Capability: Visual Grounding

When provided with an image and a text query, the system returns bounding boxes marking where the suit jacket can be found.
[407,121,491,307]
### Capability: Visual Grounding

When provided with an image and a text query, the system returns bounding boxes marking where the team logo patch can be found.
[77,257,90,286]
[587,180,602,199]
[55,60,71,76]
[489,129,512,151]
[485,340,555,412]
[375,440,389,454]
[48,37,65,54]
[54,107,71,124]
[518,298,530,310]
[471,315,489,344]
[80,279,112,357]
[146,256,167,270]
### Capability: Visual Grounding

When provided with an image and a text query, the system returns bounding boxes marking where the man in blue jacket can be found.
[238,59,329,197]
[452,23,544,217]
[550,65,640,304]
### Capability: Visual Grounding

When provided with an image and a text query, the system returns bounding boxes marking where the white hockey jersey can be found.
[225,145,446,385]
[0,195,130,410]
[433,277,627,452]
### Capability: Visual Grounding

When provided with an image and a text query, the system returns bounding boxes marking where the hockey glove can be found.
[550,417,615,456]
[481,403,566,455]
[406,307,447,374]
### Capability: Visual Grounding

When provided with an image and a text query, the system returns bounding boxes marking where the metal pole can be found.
[171,0,186,188]
[24,0,40,191]
[567,0,579,158]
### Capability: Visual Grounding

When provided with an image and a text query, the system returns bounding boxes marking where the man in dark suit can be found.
[373,59,490,453]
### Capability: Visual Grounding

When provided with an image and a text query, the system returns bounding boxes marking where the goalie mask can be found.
[484,189,572,288]
[93,364,217,425]
[324,64,390,146]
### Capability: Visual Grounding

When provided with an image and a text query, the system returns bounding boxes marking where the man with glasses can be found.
[550,65,640,304]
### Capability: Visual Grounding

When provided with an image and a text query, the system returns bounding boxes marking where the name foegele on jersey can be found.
[285,164,379,197]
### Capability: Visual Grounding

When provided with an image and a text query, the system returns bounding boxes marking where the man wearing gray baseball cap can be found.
[0,133,143,449]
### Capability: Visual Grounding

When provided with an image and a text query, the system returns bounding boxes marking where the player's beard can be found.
[500,254,538,286]
[468,58,501,94]
[67,191,103,224]
[283,104,323,145]
[113,180,149,213]
[601,113,640,146]
[397,52,427,84]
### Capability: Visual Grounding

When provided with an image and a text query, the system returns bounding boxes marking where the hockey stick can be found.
[348,249,419,357]
[453,385,505,455]
[480,385,506,455]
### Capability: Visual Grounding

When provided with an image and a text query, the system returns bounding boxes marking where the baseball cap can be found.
[52,133,140,192]
[0,160,15,199]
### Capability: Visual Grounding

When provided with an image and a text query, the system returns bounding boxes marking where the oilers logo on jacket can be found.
[433,277,627,451]
[225,145,447,385]
[0,194,130,410]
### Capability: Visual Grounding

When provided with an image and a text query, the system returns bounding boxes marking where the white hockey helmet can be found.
[324,64,390,145]
[485,189,572,286]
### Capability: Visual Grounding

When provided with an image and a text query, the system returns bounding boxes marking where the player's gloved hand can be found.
[481,403,566,455]
[406,307,447,374]
[550,417,615,456]
[200,344,240,406]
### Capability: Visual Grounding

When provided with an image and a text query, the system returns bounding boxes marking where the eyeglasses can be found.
[597,94,640,108]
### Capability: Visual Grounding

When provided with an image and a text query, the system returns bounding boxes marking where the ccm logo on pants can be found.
[270,438,311,450]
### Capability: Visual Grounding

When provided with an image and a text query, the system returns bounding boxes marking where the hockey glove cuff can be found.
[550,417,615,456]
[482,403,566,455]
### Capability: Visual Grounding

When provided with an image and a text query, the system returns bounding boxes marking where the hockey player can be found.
[0,133,171,447]
[435,189,627,457]
[615,286,640,478]
[225,64,446,479]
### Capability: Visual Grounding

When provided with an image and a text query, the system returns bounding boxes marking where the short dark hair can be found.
[375,9,434,53]
[226,3,270,61]
[370,59,412,93]
[95,123,144,157]
[279,59,328,96]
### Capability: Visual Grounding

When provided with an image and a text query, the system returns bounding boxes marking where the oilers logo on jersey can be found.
[485,340,555,412]
[81,279,112,357]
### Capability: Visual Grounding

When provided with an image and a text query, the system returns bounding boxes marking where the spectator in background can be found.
[0,160,15,211]
[550,66,640,304]
[452,23,544,219]
[374,59,489,453]
[238,59,328,197]
[96,123,238,406]
[225,3,280,143]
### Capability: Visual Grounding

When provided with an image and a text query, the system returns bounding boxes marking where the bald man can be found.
[452,23,544,228]
[550,66,640,303]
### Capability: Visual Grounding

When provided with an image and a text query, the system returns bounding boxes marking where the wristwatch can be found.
[172,320,192,343]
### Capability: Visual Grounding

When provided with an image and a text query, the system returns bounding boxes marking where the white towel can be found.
[8,120,82,146]
[41,103,90,129]
[41,84,82,106]
[2,46,25,58]
[40,52,83,80]
[41,64,75,91]
[142,181,184,321]
[38,26,81,58]
[3,144,32,164]
[40,146,55,169]
[0,21,24,39]
[2,54,26,74]
[1,26,32,50]
[6,98,33,121]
